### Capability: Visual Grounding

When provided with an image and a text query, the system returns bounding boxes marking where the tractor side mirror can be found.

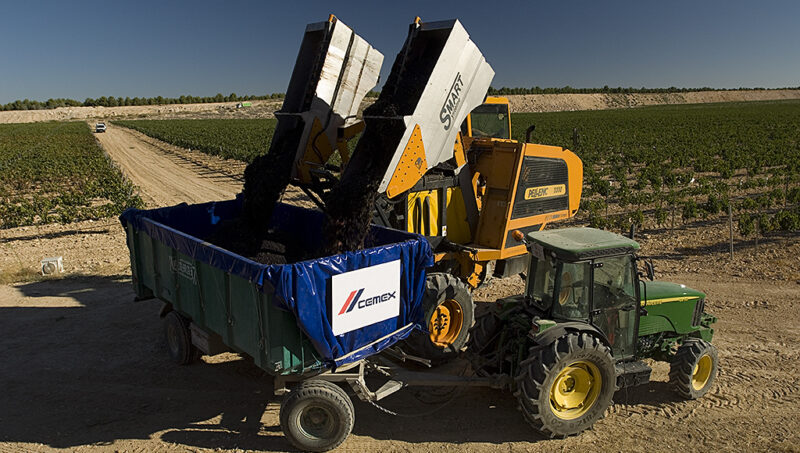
[645,259,655,281]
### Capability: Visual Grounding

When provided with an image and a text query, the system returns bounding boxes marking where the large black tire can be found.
[516,332,615,438]
[467,309,502,355]
[669,339,718,399]
[164,311,200,365]
[279,380,355,452]
[405,273,475,363]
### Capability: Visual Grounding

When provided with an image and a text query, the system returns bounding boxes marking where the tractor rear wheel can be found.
[280,380,354,452]
[468,308,502,355]
[516,332,615,437]
[669,339,718,399]
[404,273,474,363]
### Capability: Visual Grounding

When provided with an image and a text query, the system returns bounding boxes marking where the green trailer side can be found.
[124,222,324,375]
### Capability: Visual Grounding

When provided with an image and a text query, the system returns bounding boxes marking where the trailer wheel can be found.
[164,311,200,365]
[516,332,615,438]
[669,339,718,399]
[280,380,354,452]
[405,273,474,363]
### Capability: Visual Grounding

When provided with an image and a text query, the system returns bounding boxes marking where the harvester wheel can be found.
[669,339,718,399]
[164,311,201,365]
[405,273,474,363]
[516,332,615,437]
[280,380,354,452]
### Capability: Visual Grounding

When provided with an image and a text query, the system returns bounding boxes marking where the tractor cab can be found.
[524,227,641,359]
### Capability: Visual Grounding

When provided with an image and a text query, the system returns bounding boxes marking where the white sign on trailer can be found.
[331,260,401,336]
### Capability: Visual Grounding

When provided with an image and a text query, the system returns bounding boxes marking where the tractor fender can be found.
[531,321,612,350]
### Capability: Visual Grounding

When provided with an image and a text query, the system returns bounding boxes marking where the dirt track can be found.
[1,127,799,452]
[94,124,242,206]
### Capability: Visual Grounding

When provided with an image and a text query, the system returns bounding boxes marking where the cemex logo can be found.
[338,288,397,315]
[331,260,401,336]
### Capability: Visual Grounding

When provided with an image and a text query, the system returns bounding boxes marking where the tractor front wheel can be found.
[669,339,718,399]
[405,273,474,363]
[516,332,615,437]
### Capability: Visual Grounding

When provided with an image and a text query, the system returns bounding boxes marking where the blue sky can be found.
[1,0,798,104]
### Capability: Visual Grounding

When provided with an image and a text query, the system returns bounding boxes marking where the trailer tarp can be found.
[120,197,432,367]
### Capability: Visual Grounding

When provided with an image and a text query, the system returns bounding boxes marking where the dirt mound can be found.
[0,99,284,124]
[506,89,800,113]
[4,90,799,125]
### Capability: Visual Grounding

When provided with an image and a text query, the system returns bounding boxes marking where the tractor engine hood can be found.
[639,281,705,306]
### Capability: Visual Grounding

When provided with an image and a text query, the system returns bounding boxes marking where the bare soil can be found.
[506,89,800,113]
[1,126,799,452]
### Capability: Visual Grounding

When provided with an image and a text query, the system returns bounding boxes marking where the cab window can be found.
[591,255,637,358]
[552,261,591,321]
[468,103,510,139]
[528,255,556,309]
[592,256,636,310]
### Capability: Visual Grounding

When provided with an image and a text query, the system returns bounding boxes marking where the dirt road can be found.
[94,124,242,207]
[1,128,799,452]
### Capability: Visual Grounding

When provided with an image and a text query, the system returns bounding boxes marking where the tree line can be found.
[1,93,286,111]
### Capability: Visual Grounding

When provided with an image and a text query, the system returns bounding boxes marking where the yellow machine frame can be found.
[402,97,583,288]
[297,96,582,289]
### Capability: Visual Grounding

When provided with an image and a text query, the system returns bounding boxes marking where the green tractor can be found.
[469,227,718,437]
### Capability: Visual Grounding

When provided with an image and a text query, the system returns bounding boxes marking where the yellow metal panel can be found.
[387,124,428,199]
[473,141,524,249]
[445,187,471,243]
[483,96,509,105]
[453,133,467,168]
[407,190,438,236]
[407,187,470,242]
